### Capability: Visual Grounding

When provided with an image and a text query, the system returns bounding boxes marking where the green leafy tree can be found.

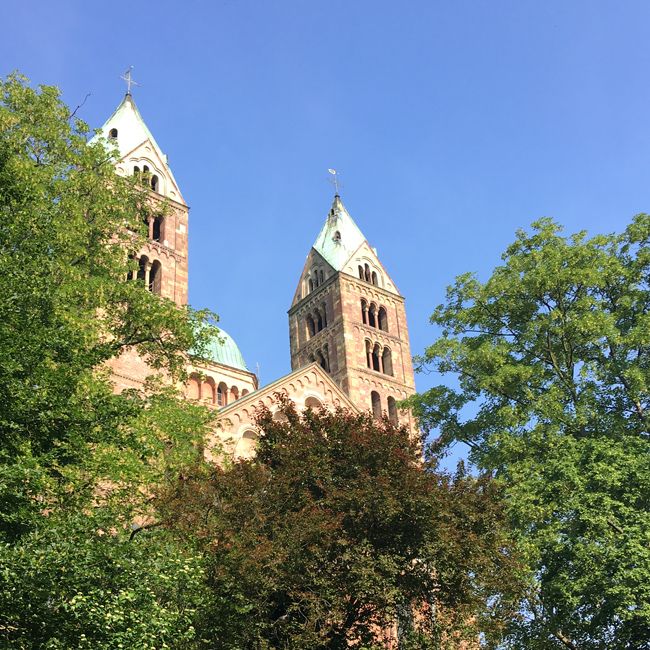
[163,398,523,649]
[0,74,217,648]
[407,217,650,649]
[0,509,212,650]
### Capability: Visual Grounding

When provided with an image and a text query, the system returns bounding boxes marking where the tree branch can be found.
[129,521,163,540]
[554,629,578,650]
[69,92,91,120]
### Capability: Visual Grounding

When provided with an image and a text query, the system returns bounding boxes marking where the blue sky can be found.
[3,1,649,463]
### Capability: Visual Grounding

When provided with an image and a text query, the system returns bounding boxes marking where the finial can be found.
[328,168,341,196]
[120,66,139,95]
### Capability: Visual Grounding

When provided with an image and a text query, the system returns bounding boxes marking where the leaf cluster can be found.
[0,74,219,647]
[407,217,650,649]
[162,398,524,649]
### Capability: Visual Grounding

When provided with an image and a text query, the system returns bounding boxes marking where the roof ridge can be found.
[217,362,359,415]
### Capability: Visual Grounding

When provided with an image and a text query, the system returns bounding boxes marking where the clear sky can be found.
[3,1,649,462]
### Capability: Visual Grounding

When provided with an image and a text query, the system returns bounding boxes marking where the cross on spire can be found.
[328,168,341,196]
[121,66,139,95]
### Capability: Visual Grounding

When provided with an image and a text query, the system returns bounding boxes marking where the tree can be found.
[406,217,650,649]
[162,397,524,649]
[0,74,217,647]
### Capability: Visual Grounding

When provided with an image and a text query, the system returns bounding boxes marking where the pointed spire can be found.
[91,92,166,163]
[90,91,185,203]
[312,195,367,271]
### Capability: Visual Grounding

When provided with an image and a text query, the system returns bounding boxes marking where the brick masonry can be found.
[289,249,417,433]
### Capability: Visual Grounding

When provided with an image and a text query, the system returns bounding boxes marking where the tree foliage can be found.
[0,74,217,647]
[163,398,523,649]
[0,510,212,650]
[407,217,650,649]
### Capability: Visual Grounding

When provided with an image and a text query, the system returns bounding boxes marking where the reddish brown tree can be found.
[163,398,523,649]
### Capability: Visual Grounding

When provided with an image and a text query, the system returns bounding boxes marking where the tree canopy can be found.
[6,72,640,649]
[0,74,217,648]
[162,397,524,649]
[407,217,650,649]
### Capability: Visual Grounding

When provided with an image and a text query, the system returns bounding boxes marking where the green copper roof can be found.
[90,93,164,158]
[89,93,183,198]
[312,195,367,270]
[202,328,248,371]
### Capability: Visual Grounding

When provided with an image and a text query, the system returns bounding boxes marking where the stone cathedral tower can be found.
[289,195,417,429]
[95,91,189,307]
[94,91,191,390]
[92,86,417,459]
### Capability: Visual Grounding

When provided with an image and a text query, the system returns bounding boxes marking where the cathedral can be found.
[95,90,417,458]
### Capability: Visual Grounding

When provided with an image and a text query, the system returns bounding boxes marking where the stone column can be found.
[144,261,151,290]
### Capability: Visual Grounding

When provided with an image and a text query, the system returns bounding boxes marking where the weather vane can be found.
[121,66,139,95]
[328,168,341,195]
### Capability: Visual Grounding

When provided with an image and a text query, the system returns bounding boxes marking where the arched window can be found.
[371,271,378,285]
[150,175,159,192]
[378,306,388,331]
[304,396,322,410]
[321,302,328,327]
[236,430,258,459]
[316,350,328,372]
[333,230,341,242]
[127,253,137,280]
[230,386,239,402]
[364,264,371,282]
[387,396,398,424]
[358,265,364,280]
[316,309,324,332]
[323,343,330,372]
[187,375,200,400]
[309,278,314,293]
[382,347,393,376]
[368,303,377,328]
[135,165,149,187]
[372,343,381,372]
[203,379,215,404]
[361,299,368,324]
[241,389,249,396]
[149,260,162,294]
[366,339,372,369]
[217,383,228,407]
[109,128,118,139]
[273,409,289,422]
[152,216,163,242]
[371,391,381,419]
[319,269,324,284]
[137,255,148,283]
[306,314,316,338]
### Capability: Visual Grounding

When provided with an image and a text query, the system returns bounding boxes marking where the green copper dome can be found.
[199,328,248,371]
